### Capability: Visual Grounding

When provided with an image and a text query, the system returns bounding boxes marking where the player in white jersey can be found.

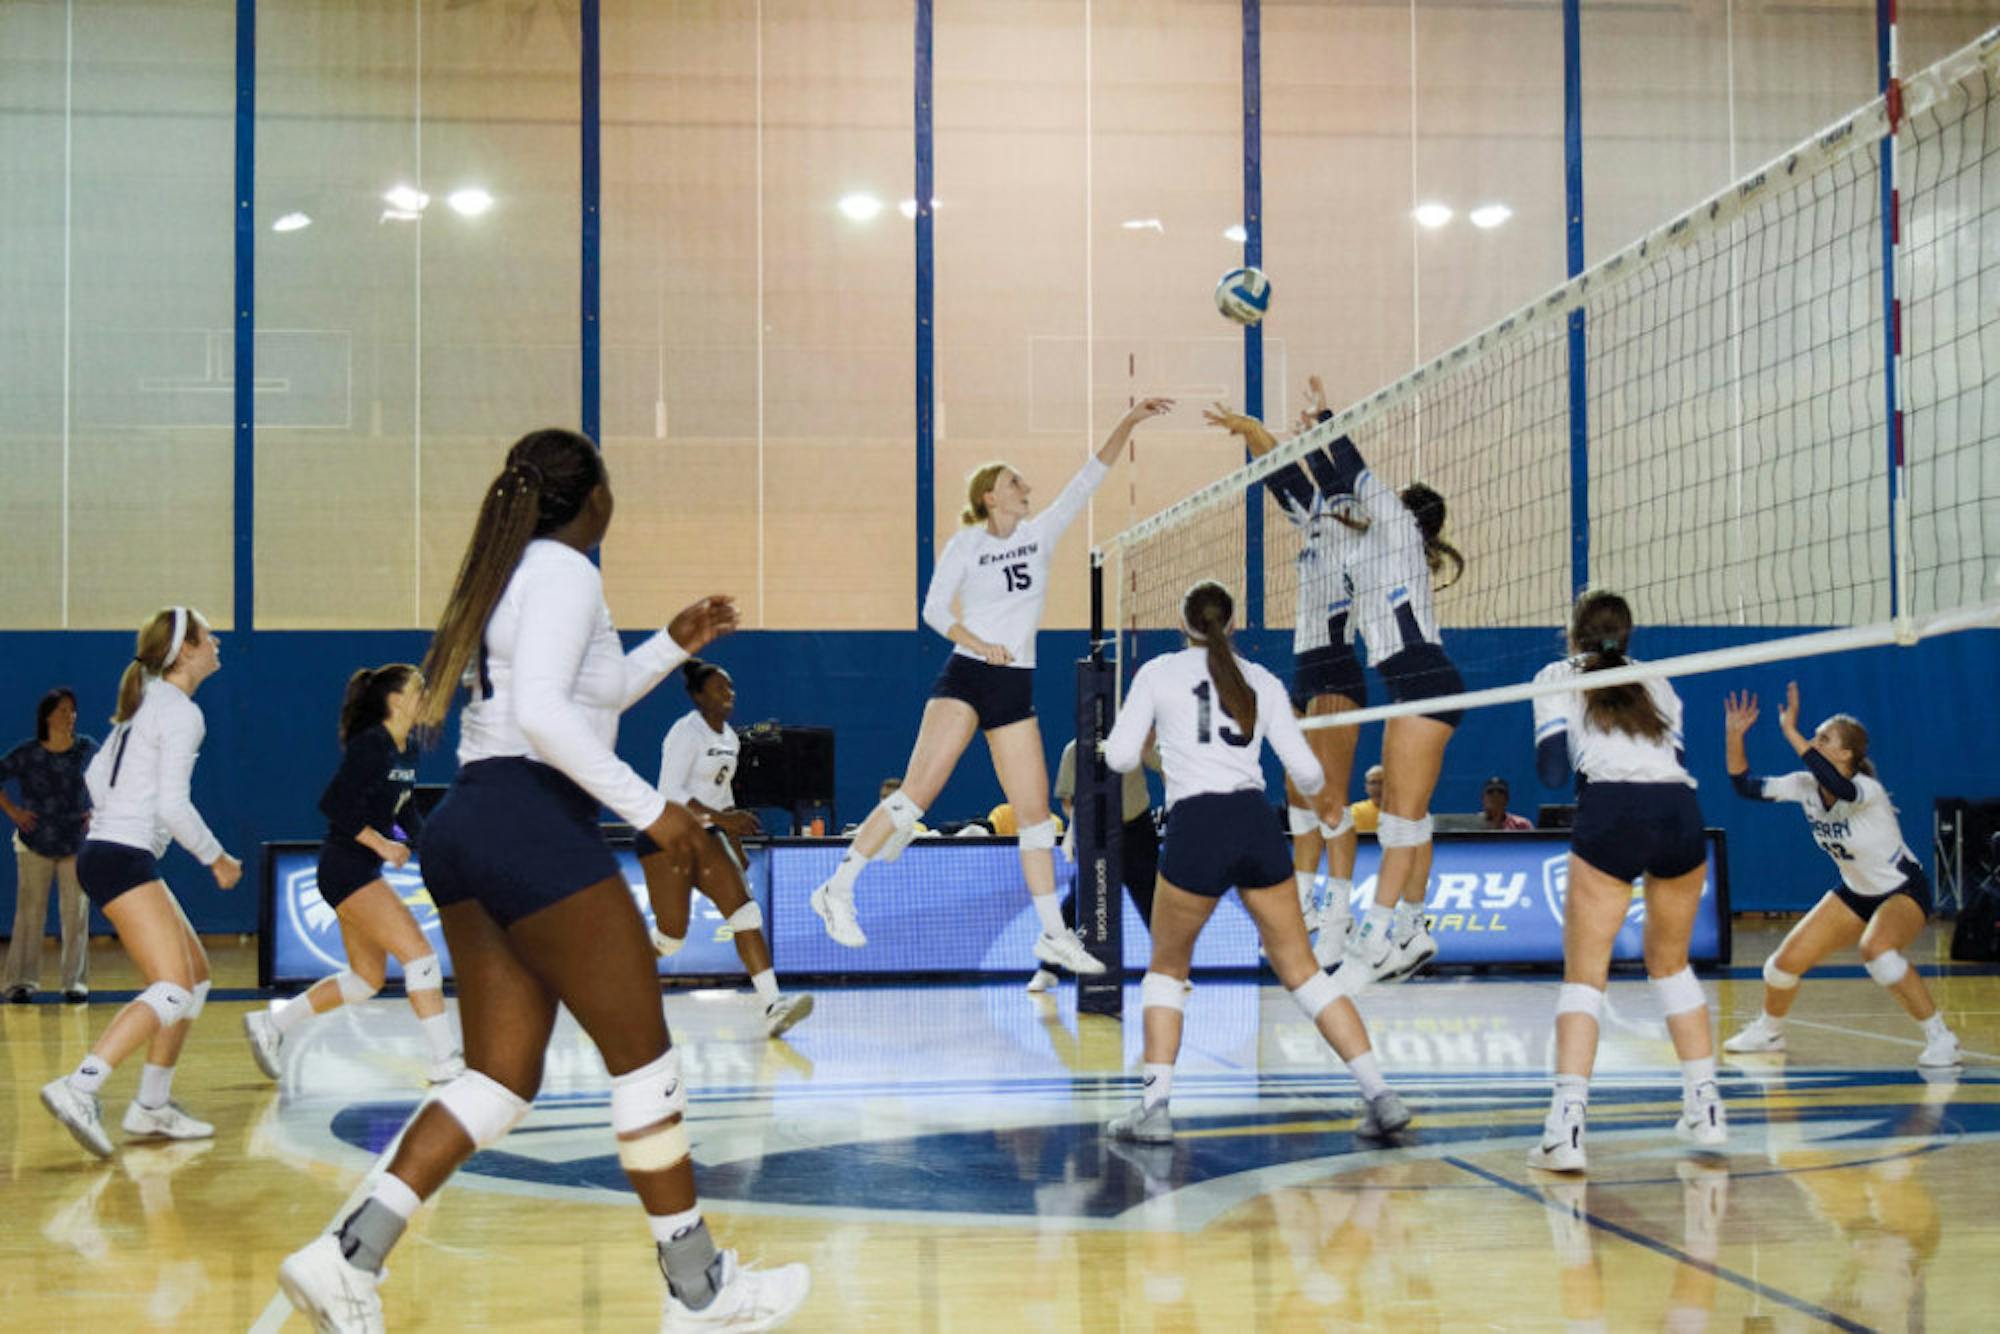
[1100,581,1411,1144]
[1226,377,1370,966]
[1721,682,1961,1068]
[276,430,807,1333]
[636,657,813,1038]
[811,397,1173,971]
[1526,591,1724,1173]
[1207,403,1467,991]
[40,606,242,1159]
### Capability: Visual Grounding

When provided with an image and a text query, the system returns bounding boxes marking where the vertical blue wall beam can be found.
[1563,0,1588,596]
[233,0,255,630]
[914,0,937,617]
[1875,0,1902,620]
[580,0,602,446]
[1241,0,1264,627]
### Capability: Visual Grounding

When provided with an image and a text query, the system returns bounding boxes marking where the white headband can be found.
[162,606,189,673]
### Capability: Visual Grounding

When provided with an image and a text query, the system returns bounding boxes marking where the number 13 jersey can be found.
[1105,648,1324,807]
[922,458,1109,669]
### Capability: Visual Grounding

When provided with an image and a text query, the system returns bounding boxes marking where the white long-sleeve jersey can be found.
[921,458,1108,669]
[457,539,689,831]
[1757,771,1915,896]
[1105,647,1324,807]
[1338,462,1442,668]
[84,677,225,864]
[1532,656,1693,786]
[658,710,739,811]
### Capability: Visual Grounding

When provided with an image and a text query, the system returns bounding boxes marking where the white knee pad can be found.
[650,928,686,957]
[876,790,926,863]
[611,1048,691,1173]
[186,979,211,1021]
[1650,965,1706,1017]
[1139,970,1188,1013]
[1865,950,1910,987]
[404,954,443,993]
[137,980,193,1028]
[1288,805,1318,837]
[1290,970,1342,1021]
[1376,813,1433,849]
[1318,810,1354,842]
[725,901,764,934]
[1762,956,1800,991]
[436,1070,532,1149]
[335,969,381,1005]
[1556,983,1605,1020]
[1018,818,1059,852]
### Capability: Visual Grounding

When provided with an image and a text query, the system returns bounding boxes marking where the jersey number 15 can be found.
[1002,562,1032,592]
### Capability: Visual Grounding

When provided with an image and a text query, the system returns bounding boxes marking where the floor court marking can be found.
[1443,1155,1870,1332]
[1783,1016,2000,1063]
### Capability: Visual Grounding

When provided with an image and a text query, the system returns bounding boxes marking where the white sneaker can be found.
[1917,1028,1962,1069]
[1033,928,1106,976]
[427,1051,467,1084]
[763,993,814,1039]
[122,1099,215,1142]
[1722,1015,1786,1054]
[244,1011,284,1080]
[1025,968,1058,994]
[660,1249,811,1332]
[1331,917,1396,995]
[41,1078,113,1159]
[1359,1090,1412,1138]
[808,883,867,948]
[1527,1097,1588,1173]
[1675,1080,1729,1150]
[1312,915,1352,970]
[1386,923,1439,982]
[1106,1099,1175,1145]
[278,1232,385,1334]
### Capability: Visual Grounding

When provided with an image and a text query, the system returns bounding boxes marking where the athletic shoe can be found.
[660,1249,811,1332]
[1674,1080,1728,1150]
[40,1078,112,1158]
[1106,1100,1175,1145]
[763,993,814,1039]
[1527,1096,1588,1173]
[63,988,89,1004]
[122,1100,215,1142]
[244,1010,284,1080]
[1312,915,1352,970]
[1358,1090,1413,1138]
[278,1233,385,1334]
[6,984,33,1003]
[427,1051,467,1085]
[1331,918,1396,995]
[1385,924,1439,982]
[808,883,867,948]
[1025,968,1058,994]
[1034,928,1106,976]
[1722,1015,1786,1054]
[1917,1028,1962,1069]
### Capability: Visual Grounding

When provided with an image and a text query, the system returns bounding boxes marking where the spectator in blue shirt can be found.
[2,689,99,1002]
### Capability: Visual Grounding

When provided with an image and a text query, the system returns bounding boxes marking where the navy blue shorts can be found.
[76,840,160,909]
[1291,645,1367,713]
[1832,860,1932,922]
[931,654,1035,731]
[1377,643,1466,729]
[317,839,386,909]
[633,823,746,872]
[418,759,620,928]
[1570,781,1707,883]
[1158,791,1296,898]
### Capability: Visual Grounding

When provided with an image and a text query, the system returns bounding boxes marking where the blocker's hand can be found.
[1202,402,1277,453]
[1723,691,1759,736]
[668,595,740,654]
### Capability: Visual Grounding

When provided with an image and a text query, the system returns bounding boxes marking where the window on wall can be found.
[0,0,235,630]
[600,0,915,632]
[255,0,580,629]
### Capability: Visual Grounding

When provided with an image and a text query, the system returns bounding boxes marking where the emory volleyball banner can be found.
[262,831,1727,986]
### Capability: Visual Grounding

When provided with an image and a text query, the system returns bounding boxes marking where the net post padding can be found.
[1074,651,1123,1016]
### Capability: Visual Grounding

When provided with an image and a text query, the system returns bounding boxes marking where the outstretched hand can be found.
[1723,690,1759,735]
[1778,680,1802,736]
[1119,396,1174,428]
[1202,402,1278,453]
[668,595,740,654]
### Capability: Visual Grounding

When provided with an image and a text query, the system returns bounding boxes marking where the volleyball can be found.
[1214,266,1272,325]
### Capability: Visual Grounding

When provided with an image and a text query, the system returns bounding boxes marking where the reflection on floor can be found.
[2,931,1995,1330]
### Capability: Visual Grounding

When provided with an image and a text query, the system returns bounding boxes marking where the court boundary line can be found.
[1784,1015,2000,1063]
[1443,1155,1870,1332]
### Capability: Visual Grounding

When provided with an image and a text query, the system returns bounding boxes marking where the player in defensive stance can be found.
[41,606,242,1158]
[276,429,806,1332]
[1102,581,1411,1145]
[1721,683,1961,1068]
[244,664,465,1084]
[811,397,1173,974]
[1527,590,1724,1173]
[637,658,812,1038]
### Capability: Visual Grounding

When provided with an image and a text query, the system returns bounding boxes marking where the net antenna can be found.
[1096,27,2000,729]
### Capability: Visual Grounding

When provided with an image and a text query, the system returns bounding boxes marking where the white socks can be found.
[137,1062,175,1110]
[1921,1012,1949,1040]
[750,969,780,1005]
[1032,892,1066,936]
[1142,1062,1174,1109]
[418,1012,457,1061]
[827,850,866,895]
[1344,1050,1388,1101]
[69,1054,111,1095]
[273,992,316,1035]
